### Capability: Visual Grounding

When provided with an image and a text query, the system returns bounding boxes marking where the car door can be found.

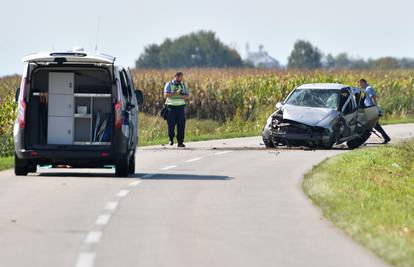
[340,88,358,138]
[126,69,138,148]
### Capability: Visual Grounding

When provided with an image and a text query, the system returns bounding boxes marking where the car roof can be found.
[296,83,350,90]
[23,50,116,64]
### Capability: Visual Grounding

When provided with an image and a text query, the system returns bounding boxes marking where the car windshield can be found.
[285,89,339,109]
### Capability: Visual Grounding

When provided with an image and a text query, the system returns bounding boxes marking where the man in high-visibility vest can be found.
[164,72,189,147]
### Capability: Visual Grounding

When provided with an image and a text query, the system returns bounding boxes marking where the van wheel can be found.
[28,164,37,173]
[14,153,29,176]
[128,152,136,175]
[115,155,129,177]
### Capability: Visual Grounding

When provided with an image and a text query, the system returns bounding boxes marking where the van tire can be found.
[115,154,129,177]
[14,154,29,176]
[128,152,135,175]
[28,164,37,173]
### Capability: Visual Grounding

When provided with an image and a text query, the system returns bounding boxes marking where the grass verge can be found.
[0,156,13,171]
[303,140,414,267]
[138,112,261,146]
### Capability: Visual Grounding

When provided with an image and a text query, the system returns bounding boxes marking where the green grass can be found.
[382,115,414,125]
[138,112,261,146]
[0,156,13,171]
[303,140,414,267]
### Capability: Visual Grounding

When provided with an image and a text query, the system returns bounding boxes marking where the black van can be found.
[14,50,143,177]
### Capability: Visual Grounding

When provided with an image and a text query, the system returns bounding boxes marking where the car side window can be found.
[340,89,354,115]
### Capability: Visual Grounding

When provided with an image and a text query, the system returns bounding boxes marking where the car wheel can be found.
[14,153,29,176]
[128,152,136,175]
[263,138,275,148]
[347,131,371,149]
[115,154,129,177]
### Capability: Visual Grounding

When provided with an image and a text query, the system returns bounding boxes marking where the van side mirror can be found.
[15,88,20,103]
[135,90,144,105]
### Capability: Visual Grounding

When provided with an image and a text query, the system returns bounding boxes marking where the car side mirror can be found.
[135,89,144,105]
[15,88,20,103]
[275,102,283,109]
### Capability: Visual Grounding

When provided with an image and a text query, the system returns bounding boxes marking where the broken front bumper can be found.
[271,122,333,147]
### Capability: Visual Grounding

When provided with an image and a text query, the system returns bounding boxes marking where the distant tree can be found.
[136,44,161,68]
[287,40,322,69]
[324,53,336,69]
[334,53,352,69]
[371,57,401,69]
[136,31,243,68]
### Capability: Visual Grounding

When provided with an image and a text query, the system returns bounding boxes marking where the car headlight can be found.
[266,115,273,125]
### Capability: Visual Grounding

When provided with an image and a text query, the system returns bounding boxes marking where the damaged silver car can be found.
[262,83,379,149]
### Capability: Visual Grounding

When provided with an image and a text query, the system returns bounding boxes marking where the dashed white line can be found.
[75,252,96,267]
[214,151,232,155]
[184,157,202,163]
[104,201,118,211]
[161,165,178,170]
[117,190,130,197]
[129,180,141,186]
[85,231,103,244]
[95,214,111,226]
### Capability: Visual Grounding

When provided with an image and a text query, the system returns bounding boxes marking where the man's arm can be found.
[366,87,378,105]
[371,96,378,106]
[164,83,176,98]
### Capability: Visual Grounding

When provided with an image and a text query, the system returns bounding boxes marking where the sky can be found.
[1,0,413,75]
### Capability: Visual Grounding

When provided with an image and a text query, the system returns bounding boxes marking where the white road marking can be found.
[104,201,118,210]
[214,151,232,155]
[129,180,141,186]
[184,157,202,163]
[117,190,130,197]
[85,231,102,244]
[75,252,96,267]
[161,165,178,170]
[142,173,155,178]
[95,214,111,226]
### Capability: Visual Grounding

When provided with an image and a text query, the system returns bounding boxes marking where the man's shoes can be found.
[178,143,186,148]
[382,137,391,144]
[169,140,174,146]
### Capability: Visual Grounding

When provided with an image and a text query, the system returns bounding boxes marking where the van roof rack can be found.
[23,50,116,64]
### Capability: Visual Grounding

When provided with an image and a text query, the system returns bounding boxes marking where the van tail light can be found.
[115,101,122,129]
[18,77,28,129]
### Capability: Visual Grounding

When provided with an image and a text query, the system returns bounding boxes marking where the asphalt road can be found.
[1,124,413,267]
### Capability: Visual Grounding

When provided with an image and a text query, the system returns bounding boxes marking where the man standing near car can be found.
[359,79,391,144]
[164,72,189,147]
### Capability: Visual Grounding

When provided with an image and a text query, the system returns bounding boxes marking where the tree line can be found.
[135,31,414,70]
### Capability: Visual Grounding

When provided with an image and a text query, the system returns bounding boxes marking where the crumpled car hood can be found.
[281,104,339,127]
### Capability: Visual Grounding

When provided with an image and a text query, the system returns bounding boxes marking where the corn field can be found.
[134,68,414,120]
[1,69,413,156]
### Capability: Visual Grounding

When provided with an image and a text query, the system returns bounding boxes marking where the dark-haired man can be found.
[359,79,391,144]
[164,72,189,147]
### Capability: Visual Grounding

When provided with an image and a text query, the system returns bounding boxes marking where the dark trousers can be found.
[166,105,186,143]
[374,122,390,140]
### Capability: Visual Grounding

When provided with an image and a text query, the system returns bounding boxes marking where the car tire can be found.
[263,138,275,148]
[14,153,29,176]
[128,152,136,175]
[115,154,129,177]
[347,131,371,149]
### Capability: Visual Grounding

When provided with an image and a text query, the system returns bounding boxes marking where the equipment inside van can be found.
[14,51,143,177]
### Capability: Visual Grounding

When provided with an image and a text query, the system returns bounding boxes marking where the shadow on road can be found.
[36,171,231,180]
[37,172,120,178]
[134,173,232,181]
